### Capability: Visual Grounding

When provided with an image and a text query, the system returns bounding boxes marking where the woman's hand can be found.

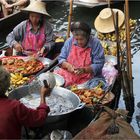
[37,47,45,57]
[74,68,85,75]
[5,3,14,9]
[40,80,51,97]
[40,80,51,104]
[62,62,75,73]
[14,43,23,52]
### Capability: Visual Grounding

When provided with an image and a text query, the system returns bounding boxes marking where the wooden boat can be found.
[0,11,27,35]
[71,0,124,8]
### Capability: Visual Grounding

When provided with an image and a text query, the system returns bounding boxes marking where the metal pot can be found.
[8,86,85,123]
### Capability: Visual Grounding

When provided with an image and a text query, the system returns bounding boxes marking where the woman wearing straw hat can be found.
[54,22,105,87]
[0,62,51,139]
[6,0,55,57]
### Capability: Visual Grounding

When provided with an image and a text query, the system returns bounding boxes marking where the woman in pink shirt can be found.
[0,64,50,139]
[6,1,55,57]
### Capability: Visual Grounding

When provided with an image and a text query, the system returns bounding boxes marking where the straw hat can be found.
[94,8,124,33]
[21,0,51,17]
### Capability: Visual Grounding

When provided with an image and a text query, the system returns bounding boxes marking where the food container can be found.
[8,86,85,123]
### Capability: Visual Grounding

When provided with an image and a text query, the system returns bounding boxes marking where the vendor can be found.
[0,63,50,139]
[6,0,55,57]
[54,22,105,87]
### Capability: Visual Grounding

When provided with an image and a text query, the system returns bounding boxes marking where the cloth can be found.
[22,20,45,53]
[74,107,140,140]
[6,19,55,52]
[102,62,118,85]
[55,42,93,86]
[58,36,105,76]
[0,97,50,139]
[85,76,108,90]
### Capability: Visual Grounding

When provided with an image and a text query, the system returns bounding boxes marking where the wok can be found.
[8,86,85,123]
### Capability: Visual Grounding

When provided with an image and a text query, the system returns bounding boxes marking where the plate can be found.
[0,56,44,76]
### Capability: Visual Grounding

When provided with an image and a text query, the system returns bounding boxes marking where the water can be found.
[1,0,140,136]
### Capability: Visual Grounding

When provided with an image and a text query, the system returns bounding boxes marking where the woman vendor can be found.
[6,0,55,57]
[0,63,51,139]
[54,22,105,87]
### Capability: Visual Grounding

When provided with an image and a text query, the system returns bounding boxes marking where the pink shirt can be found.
[0,97,50,139]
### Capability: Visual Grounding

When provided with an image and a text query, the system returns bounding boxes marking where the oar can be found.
[67,0,73,39]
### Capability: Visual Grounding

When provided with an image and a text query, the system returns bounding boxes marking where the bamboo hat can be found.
[94,8,124,33]
[21,0,51,17]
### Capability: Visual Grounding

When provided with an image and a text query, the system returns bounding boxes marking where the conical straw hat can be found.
[21,0,51,17]
[94,8,124,33]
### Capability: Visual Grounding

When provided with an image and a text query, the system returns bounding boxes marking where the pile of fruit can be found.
[10,73,30,88]
[97,19,137,56]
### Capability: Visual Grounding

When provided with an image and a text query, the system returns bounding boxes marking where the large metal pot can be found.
[8,86,85,123]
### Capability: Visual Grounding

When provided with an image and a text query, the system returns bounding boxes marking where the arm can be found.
[0,0,8,6]
[5,0,28,8]
[15,101,50,127]
[6,20,26,50]
[57,37,76,73]
[58,37,73,64]
[43,22,55,52]
[14,84,51,127]
[90,38,105,76]
[11,0,28,7]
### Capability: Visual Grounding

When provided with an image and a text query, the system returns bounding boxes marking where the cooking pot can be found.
[8,86,85,123]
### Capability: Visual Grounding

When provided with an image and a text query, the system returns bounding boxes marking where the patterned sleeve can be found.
[90,37,105,76]
[14,100,50,127]
[43,21,55,51]
[57,37,73,64]
[6,20,27,48]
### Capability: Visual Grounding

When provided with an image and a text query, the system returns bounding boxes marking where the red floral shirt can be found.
[0,97,50,139]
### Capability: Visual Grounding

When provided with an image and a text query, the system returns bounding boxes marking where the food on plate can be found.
[72,87,105,105]
[70,82,114,105]
[1,57,44,75]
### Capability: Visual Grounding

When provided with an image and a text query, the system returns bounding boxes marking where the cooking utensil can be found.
[8,86,85,123]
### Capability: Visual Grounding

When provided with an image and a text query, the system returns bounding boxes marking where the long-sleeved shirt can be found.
[58,36,105,76]
[0,97,50,139]
[6,20,55,51]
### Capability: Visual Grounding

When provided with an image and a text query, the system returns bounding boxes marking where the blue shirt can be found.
[58,36,105,76]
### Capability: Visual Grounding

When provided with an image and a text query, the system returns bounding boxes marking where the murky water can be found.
[0,1,140,136]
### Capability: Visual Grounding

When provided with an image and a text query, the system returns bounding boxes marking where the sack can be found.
[73,107,140,140]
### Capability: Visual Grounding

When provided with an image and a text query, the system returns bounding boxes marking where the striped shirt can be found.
[6,20,55,51]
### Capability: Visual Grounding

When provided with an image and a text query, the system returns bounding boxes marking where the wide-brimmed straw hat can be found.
[94,8,124,33]
[21,0,51,17]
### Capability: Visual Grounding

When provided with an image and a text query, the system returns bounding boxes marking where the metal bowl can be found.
[53,73,65,87]
[105,55,117,65]
[8,86,85,123]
